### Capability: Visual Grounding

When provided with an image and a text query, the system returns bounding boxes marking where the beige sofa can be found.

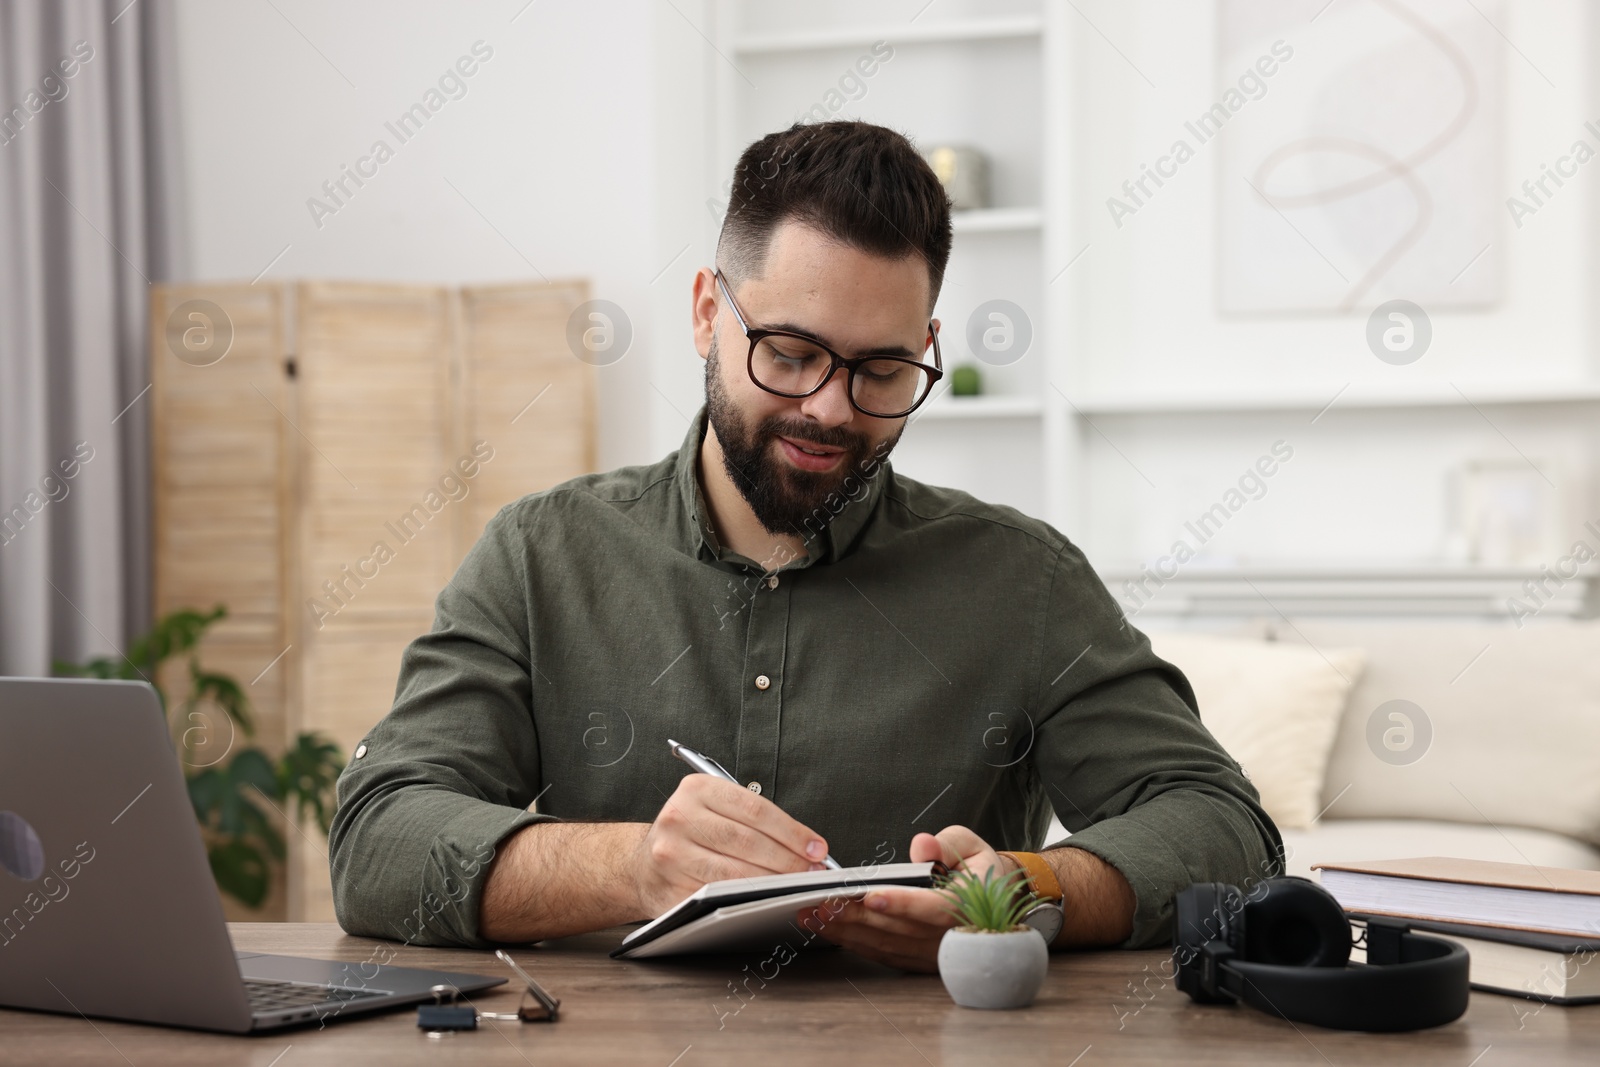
[1043,618,1600,878]
[1266,618,1600,876]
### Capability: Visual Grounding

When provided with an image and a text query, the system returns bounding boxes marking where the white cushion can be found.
[1281,818,1600,878]
[1275,620,1600,847]
[1143,631,1366,830]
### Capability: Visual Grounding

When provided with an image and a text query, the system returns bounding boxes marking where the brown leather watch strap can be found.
[997,851,1063,902]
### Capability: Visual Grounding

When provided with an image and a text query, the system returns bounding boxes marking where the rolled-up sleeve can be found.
[328,505,556,947]
[1031,542,1284,948]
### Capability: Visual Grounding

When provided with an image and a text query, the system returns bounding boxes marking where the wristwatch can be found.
[998,851,1065,945]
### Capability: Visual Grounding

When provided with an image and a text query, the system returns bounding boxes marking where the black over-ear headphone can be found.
[1173,876,1469,1031]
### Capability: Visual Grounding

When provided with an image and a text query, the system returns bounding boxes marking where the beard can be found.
[704,333,902,538]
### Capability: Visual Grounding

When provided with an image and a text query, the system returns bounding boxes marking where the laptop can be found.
[0,677,505,1033]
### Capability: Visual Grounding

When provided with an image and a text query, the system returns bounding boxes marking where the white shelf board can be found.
[734,16,1043,55]
[951,207,1043,234]
[910,395,1045,421]
[1102,562,1600,580]
[1097,563,1600,619]
[1074,381,1600,415]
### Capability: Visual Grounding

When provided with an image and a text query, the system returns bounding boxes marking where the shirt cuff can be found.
[381,802,559,949]
[1056,808,1279,949]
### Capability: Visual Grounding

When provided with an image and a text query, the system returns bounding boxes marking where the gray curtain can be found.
[0,0,182,675]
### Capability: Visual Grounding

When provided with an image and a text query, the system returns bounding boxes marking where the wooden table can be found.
[3,923,1595,1064]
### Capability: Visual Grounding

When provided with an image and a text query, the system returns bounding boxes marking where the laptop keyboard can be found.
[244,978,389,1014]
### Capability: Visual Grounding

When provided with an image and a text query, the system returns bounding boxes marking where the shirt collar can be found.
[674,404,891,570]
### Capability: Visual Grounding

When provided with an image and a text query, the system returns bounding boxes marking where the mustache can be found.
[757,418,867,454]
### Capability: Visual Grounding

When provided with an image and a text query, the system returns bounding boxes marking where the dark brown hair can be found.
[716,121,953,312]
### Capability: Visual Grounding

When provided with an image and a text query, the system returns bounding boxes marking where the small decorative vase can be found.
[937,927,1048,1010]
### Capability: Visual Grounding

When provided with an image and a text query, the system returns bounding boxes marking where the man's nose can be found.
[797,365,855,428]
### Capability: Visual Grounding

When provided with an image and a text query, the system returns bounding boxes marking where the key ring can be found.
[417,951,561,1033]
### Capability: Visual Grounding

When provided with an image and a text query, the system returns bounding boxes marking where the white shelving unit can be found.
[949,207,1043,234]
[1076,381,1600,416]
[710,0,1077,528]
[911,394,1045,421]
[732,15,1044,55]
[1098,564,1600,621]
[701,3,1596,612]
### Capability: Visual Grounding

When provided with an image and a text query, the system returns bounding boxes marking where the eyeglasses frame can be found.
[712,267,943,419]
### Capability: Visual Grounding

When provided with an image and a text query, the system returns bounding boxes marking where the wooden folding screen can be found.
[151,280,594,920]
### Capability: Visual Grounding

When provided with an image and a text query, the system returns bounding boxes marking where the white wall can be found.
[168,0,715,471]
[167,0,1600,581]
[1075,0,1598,394]
[1068,0,1600,573]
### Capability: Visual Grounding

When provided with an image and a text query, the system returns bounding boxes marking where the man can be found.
[329,121,1281,972]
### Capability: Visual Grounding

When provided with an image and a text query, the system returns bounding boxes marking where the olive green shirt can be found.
[328,406,1281,950]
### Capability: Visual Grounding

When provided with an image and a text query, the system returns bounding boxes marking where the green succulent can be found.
[937,863,1038,933]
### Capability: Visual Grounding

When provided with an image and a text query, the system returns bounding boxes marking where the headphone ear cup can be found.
[1174,882,1243,1003]
[1241,877,1351,968]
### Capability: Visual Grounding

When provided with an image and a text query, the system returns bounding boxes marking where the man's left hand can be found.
[796,825,1012,973]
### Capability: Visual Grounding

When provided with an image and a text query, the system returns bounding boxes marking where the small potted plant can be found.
[936,865,1049,1010]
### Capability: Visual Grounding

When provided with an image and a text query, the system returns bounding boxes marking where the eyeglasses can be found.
[714,268,942,419]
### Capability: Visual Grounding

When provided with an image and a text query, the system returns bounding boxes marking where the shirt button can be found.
[354,743,368,759]
[765,575,779,589]
[747,781,762,795]
[755,674,771,690]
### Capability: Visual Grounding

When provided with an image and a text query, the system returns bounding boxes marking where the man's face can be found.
[699,219,938,538]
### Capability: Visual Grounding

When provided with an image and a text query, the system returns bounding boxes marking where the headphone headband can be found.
[1223,923,1468,1032]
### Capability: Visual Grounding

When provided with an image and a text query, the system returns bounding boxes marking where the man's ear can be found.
[691,267,718,360]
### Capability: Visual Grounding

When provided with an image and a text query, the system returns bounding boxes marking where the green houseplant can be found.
[936,864,1050,1009]
[53,605,344,909]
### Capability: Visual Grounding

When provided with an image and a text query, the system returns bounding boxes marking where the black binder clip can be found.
[416,984,477,1033]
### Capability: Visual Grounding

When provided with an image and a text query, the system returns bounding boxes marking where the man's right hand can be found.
[630,773,831,917]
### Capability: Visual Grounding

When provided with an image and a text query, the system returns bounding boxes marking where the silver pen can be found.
[667,738,842,870]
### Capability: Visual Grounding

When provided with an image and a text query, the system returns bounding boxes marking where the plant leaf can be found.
[939,864,1036,932]
[188,657,255,737]
[58,604,293,910]
[187,767,227,823]
[236,794,288,862]
[53,605,228,708]
[208,840,270,908]
[228,748,280,798]
[128,605,226,670]
[276,732,345,835]
[52,656,121,680]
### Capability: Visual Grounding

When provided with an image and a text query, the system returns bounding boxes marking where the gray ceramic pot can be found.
[937,927,1048,1009]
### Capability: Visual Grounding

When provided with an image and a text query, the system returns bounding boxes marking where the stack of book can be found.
[1314,857,1600,1004]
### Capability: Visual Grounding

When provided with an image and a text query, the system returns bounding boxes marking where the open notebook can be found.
[611,862,940,959]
